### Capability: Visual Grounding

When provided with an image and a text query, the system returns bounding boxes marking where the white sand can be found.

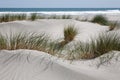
[0,19,120,80]
[0,50,120,80]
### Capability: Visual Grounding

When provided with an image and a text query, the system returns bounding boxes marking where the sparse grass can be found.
[48,15,71,19]
[48,15,61,19]
[61,15,71,19]
[30,13,37,21]
[91,33,120,57]
[0,32,62,55]
[91,15,108,25]
[91,15,118,31]
[0,14,72,22]
[108,21,118,31]
[0,34,7,49]
[0,14,27,22]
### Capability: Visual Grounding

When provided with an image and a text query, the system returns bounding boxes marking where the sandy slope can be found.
[0,50,97,80]
[0,50,120,80]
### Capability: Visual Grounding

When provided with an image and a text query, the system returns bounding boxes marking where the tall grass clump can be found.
[59,25,78,47]
[61,15,71,19]
[0,32,62,55]
[67,33,120,60]
[0,34,7,49]
[91,15,108,25]
[8,33,28,50]
[91,33,120,57]
[0,14,9,22]
[7,32,50,52]
[30,13,37,21]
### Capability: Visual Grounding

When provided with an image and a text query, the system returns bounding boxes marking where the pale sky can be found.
[0,0,120,8]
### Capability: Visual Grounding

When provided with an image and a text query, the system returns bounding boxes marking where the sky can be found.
[0,0,120,8]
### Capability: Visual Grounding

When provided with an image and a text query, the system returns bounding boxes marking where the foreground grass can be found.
[0,32,63,55]
[0,31,120,60]
[66,33,120,60]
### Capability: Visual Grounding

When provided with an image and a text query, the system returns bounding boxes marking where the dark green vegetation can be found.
[91,15,118,31]
[91,15,108,25]
[0,13,72,22]
[30,13,37,21]
[0,14,27,22]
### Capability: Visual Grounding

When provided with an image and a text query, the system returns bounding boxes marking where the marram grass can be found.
[91,15,118,31]
[58,25,78,48]
[64,25,78,43]
[0,32,62,55]
[91,15,108,25]
[30,13,37,21]
[0,31,120,60]
[66,33,120,60]
[0,14,27,22]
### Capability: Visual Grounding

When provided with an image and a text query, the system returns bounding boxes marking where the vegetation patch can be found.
[91,15,108,25]
[0,14,27,22]
[66,33,120,60]
[58,25,78,48]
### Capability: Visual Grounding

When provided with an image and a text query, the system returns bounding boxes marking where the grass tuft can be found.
[91,15,108,25]
[67,33,120,60]
[30,13,37,21]
[64,25,78,42]
[58,25,78,48]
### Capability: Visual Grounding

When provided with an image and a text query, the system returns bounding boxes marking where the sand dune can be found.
[0,19,120,80]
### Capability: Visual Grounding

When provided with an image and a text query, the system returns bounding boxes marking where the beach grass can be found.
[108,21,118,31]
[0,14,27,22]
[66,32,120,60]
[91,15,108,25]
[0,31,120,60]
[64,25,78,42]
[58,25,78,48]
[0,32,66,56]
[30,13,37,21]
[91,15,118,31]
[61,15,71,19]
